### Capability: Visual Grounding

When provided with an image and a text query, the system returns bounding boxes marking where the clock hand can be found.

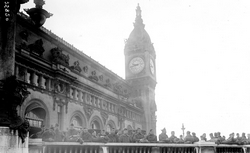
[130,63,139,68]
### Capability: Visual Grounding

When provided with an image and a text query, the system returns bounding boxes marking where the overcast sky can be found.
[22,0,250,137]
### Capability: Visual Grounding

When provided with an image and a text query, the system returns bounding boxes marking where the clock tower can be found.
[124,4,157,133]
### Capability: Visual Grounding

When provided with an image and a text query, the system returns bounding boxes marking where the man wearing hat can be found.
[159,128,168,141]
[133,128,144,142]
[119,128,131,142]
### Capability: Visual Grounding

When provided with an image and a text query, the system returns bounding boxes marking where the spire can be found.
[136,3,142,17]
[134,3,144,28]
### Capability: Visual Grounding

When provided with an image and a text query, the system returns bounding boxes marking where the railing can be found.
[28,141,250,153]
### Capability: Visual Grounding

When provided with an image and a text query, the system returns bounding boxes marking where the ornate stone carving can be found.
[104,79,112,88]
[53,96,67,112]
[101,112,108,125]
[113,82,123,95]
[102,100,107,110]
[83,106,93,120]
[118,115,125,124]
[99,75,103,81]
[18,30,29,50]
[70,61,82,73]
[0,76,30,143]
[85,93,91,104]
[53,80,66,94]
[83,66,88,73]
[28,39,45,56]
[88,71,98,82]
[131,97,143,109]
[50,47,69,67]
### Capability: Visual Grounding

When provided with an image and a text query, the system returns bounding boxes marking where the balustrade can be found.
[29,142,250,153]
[45,77,51,91]
[79,91,83,102]
[75,89,79,101]
[216,147,244,153]
[15,64,53,91]
[245,147,250,153]
[38,74,45,89]
[30,71,38,86]
[70,88,74,99]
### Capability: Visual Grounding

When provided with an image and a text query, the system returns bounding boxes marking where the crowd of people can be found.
[30,124,250,145]
[159,128,250,145]
[30,123,157,143]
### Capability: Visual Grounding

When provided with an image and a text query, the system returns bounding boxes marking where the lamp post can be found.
[0,0,51,143]
[181,123,185,137]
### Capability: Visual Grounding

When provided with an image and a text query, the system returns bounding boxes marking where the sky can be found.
[21,0,250,138]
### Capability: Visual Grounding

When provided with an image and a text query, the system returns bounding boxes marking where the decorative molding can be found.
[70,61,82,73]
[113,82,123,95]
[85,93,91,104]
[53,80,66,94]
[99,75,103,81]
[83,106,93,121]
[104,79,112,88]
[88,71,98,82]
[28,39,45,57]
[83,66,88,73]
[118,115,125,123]
[50,47,70,67]
[101,111,108,125]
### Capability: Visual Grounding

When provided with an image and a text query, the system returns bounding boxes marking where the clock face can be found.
[150,59,155,75]
[129,57,145,74]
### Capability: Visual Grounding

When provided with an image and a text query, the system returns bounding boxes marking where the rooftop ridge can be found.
[18,12,126,83]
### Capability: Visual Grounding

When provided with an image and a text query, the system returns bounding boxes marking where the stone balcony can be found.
[29,140,250,153]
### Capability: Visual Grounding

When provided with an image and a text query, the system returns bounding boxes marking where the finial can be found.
[134,3,144,28]
[34,0,45,8]
[136,3,141,17]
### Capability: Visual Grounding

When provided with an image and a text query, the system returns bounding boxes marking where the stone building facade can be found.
[14,5,157,135]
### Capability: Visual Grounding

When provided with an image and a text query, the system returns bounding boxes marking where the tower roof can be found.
[124,4,155,56]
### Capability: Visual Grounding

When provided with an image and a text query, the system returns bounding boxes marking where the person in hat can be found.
[119,128,131,142]
[192,132,199,143]
[168,131,177,143]
[66,123,79,142]
[78,127,93,144]
[133,128,144,142]
[54,123,65,142]
[159,128,168,141]
[108,128,119,142]
[146,129,157,142]
[200,133,207,141]
[184,131,194,143]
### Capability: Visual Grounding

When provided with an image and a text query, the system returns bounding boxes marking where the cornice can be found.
[17,12,128,86]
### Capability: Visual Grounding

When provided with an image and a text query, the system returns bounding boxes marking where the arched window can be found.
[25,108,45,128]
[91,120,101,130]
[25,106,47,137]
[71,116,83,130]
[106,124,112,133]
